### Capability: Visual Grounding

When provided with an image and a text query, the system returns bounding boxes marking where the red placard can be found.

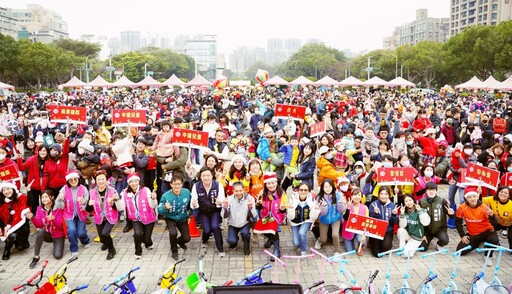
[47,105,87,124]
[309,121,326,137]
[465,162,500,190]
[0,164,20,181]
[376,167,415,186]
[456,168,469,188]
[504,172,512,188]
[172,128,208,149]
[345,214,388,240]
[112,109,147,127]
[274,104,306,120]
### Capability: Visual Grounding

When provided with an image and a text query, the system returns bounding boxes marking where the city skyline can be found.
[0,0,449,55]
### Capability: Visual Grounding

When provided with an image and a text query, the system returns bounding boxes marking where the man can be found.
[158,174,191,260]
[205,129,230,162]
[132,137,150,187]
[222,182,257,256]
[93,124,112,147]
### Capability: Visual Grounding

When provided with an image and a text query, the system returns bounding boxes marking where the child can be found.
[333,140,348,172]
[397,194,431,257]
[257,126,278,172]
[280,135,301,187]
[360,126,380,158]
[413,127,438,166]
[342,188,368,255]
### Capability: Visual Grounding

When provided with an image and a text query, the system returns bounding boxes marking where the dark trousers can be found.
[281,177,292,192]
[420,229,449,250]
[27,189,42,214]
[227,223,251,250]
[132,221,155,256]
[34,229,64,259]
[369,232,394,257]
[200,211,223,252]
[456,229,499,256]
[165,219,191,252]
[493,224,512,249]
[4,221,30,252]
[144,170,157,198]
[96,220,115,250]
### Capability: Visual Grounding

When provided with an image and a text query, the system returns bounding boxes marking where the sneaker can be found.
[83,243,91,249]
[171,251,179,260]
[219,251,226,258]
[147,245,154,250]
[135,255,142,259]
[71,252,79,257]
[436,244,446,253]
[119,214,125,222]
[29,257,40,269]
[300,251,307,256]
[244,249,251,256]
[314,239,322,250]
[334,252,340,256]
[501,230,508,238]
[487,256,494,267]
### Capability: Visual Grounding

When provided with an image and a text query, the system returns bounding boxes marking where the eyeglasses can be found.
[171,182,183,186]
[298,189,309,192]
[438,146,446,149]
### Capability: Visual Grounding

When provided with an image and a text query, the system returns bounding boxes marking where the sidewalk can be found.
[1,185,511,293]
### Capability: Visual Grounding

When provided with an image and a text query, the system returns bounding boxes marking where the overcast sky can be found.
[1,0,450,54]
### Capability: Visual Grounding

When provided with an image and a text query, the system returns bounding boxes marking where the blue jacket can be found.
[294,156,316,188]
[369,199,398,233]
[257,137,271,160]
[279,144,301,166]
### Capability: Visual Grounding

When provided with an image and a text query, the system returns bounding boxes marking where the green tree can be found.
[398,41,445,88]
[18,41,58,90]
[52,38,101,57]
[279,43,345,79]
[0,34,21,82]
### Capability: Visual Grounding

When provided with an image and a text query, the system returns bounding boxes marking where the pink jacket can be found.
[62,185,89,221]
[342,203,368,240]
[32,205,66,239]
[124,187,157,225]
[89,187,120,225]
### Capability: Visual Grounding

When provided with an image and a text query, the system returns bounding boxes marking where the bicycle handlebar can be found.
[329,250,356,261]
[103,266,141,291]
[263,249,286,267]
[377,247,404,257]
[368,270,379,284]
[27,270,42,283]
[396,247,424,256]
[421,248,449,258]
[161,258,186,275]
[75,284,89,291]
[223,280,233,286]
[451,245,471,256]
[282,254,315,259]
[307,280,325,290]
[483,242,512,252]
[310,248,334,264]
[237,263,272,284]
[12,284,25,292]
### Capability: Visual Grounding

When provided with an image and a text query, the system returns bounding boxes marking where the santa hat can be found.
[400,120,410,129]
[35,131,44,143]
[333,139,343,147]
[464,186,479,199]
[263,172,277,184]
[231,154,247,166]
[65,170,81,181]
[263,126,274,134]
[337,176,350,185]
[127,173,140,183]
[0,180,18,193]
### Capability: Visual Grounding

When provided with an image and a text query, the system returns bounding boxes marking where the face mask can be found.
[78,148,84,155]
[340,184,349,192]
[50,151,59,158]
[325,153,333,160]
[401,161,410,167]
[382,162,393,168]
[464,149,472,155]
[406,141,414,146]
[355,168,363,174]
[446,121,452,125]
[424,171,433,178]
[0,154,5,160]
[508,167,512,172]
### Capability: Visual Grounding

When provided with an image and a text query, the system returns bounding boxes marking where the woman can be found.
[56,170,90,256]
[222,154,249,196]
[397,194,431,257]
[123,173,157,259]
[247,159,264,200]
[0,181,32,260]
[254,172,288,261]
[414,164,447,201]
[287,182,320,256]
[190,167,226,257]
[30,190,65,268]
[371,139,392,162]
[314,178,346,255]
[368,186,398,257]
[87,171,124,260]
[342,188,368,255]
[23,137,36,160]
[43,139,71,197]
[482,186,512,249]
[290,141,316,190]
[17,145,50,214]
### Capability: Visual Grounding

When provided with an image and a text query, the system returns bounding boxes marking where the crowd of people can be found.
[0,85,511,270]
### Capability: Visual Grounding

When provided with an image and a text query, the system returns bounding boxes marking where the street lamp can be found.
[85,54,93,83]
[392,54,398,78]
[144,62,149,77]
[367,57,371,80]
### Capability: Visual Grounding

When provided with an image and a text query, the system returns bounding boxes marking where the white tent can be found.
[136,75,162,88]
[315,76,341,86]
[455,76,484,90]
[87,75,112,88]
[161,74,186,87]
[289,76,315,86]
[339,76,364,87]
[186,74,211,87]
[58,76,86,89]
[263,75,289,86]
[0,81,15,90]
[111,76,136,88]
[387,76,416,88]
[481,76,503,91]
[363,76,388,87]
[500,76,512,91]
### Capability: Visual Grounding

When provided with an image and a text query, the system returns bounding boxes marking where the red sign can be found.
[504,172,512,188]
[465,162,500,190]
[376,167,415,186]
[0,164,20,181]
[47,105,87,124]
[274,104,306,120]
[345,214,388,240]
[112,109,147,126]
[456,168,469,188]
[172,128,208,149]
[309,121,326,137]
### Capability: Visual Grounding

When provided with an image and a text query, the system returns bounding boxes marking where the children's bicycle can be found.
[151,276,184,294]
[185,251,232,293]
[263,249,287,283]
[283,254,315,284]
[470,242,512,294]
[236,262,272,285]
[418,248,448,294]
[395,247,425,294]
[377,247,405,294]
[328,250,361,291]
[103,266,141,294]
[310,248,342,293]
[152,259,187,294]
[442,245,472,294]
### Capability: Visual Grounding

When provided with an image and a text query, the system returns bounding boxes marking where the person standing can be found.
[158,174,191,260]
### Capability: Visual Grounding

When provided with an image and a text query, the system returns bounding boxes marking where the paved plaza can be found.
[1,185,511,293]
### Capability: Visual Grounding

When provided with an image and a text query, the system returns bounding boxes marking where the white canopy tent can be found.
[58,76,87,89]
[363,76,389,87]
[161,74,186,87]
[315,76,341,86]
[387,76,416,88]
[289,76,315,86]
[0,81,15,90]
[481,76,503,91]
[263,75,289,86]
[186,74,211,87]
[136,75,162,88]
[111,76,136,88]
[339,76,364,87]
[455,76,484,90]
[87,75,112,88]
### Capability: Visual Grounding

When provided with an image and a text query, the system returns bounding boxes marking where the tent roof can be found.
[186,74,211,86]
[481,76,502,91]
[315,76,340,86]
[501,76,512,91]
[455,76,484,90]
[263,75,289,86]
[289,76,314,86]
[136,75,162,88]
[363,76,388,87]
[0,81,15,90]
[387,76,415,87]
[58,76,86,88]
[339,76,364,87]
[111,76,136,88]
[161,74,185,86]
[87,75,112,88]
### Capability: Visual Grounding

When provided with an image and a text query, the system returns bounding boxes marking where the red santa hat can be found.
[400,120,410,129]
[127,173,140,183]
[65,170,81,181]
[464,186,479,199]
[263,172,277,184]
[0,180,18,193]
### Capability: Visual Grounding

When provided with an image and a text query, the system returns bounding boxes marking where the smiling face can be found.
[498,188,510,203]
[265,180,277,192]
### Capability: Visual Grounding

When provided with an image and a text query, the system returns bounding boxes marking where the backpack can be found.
[493,118,507,134]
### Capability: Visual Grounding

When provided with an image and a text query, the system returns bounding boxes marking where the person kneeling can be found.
[397,194,431,258]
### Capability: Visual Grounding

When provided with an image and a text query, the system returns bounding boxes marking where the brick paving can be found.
[1,185,511,293]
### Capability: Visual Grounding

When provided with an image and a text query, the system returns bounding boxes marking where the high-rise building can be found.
[449,0,512,36]
[266,38,302,66]
[120,31,141,53]
[383,9,449,49]
[10,4,68,43]
[0,7,19,39]
[186,34,217,80]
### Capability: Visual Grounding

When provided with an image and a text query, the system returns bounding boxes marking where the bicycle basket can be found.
[484,285,510,294]
[393,288,416,294]
[313,284,340,294]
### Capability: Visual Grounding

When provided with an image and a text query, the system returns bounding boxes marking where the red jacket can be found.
[42,139,70,190]
[417,136,438,157]
[0,157,21,190]
[412,118,433,132]
[17,155,44,191]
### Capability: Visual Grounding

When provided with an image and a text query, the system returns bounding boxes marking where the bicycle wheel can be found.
[393,288,416,294]
[484,285,510,294]
[313,284,340,294]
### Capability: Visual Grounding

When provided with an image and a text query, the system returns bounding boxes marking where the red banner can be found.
[112,109,147,126]
[504,172,512,188]
[345,214,388,240]
[274,104,306,120]
[172,128,208,148]
[0,164,20,181]
[376,167,415,186]
[456,168,469,188]
[465,162,500,190]
[47,105,87,124]
[309,121,326,137]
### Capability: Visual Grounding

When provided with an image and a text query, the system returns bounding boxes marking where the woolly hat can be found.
[50,144,62,153]
[333,139,343,147]
[318,146,330,155]
[0,180,18,193]
[231,154,247,166]
[127,173,140,183]
[65,170,81,181]
[425,182,438,190]
[78,139,95,154]
[337,176,350,185]
[35,131,44,143]
[263,172,277,184]
[263,126,274,134]
[464,186,478,199]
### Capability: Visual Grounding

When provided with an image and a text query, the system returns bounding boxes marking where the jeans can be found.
[200,210,224,252]
[34,229,64,259]
[96,221,115,250]
[66,216,90,253]
[344,234,365,252]
[448,184,465,206]
[291,223,312,252]
[165,219,191,252]
[115,177,127,195]
[132,221,155,256]
[227,223,251,249]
